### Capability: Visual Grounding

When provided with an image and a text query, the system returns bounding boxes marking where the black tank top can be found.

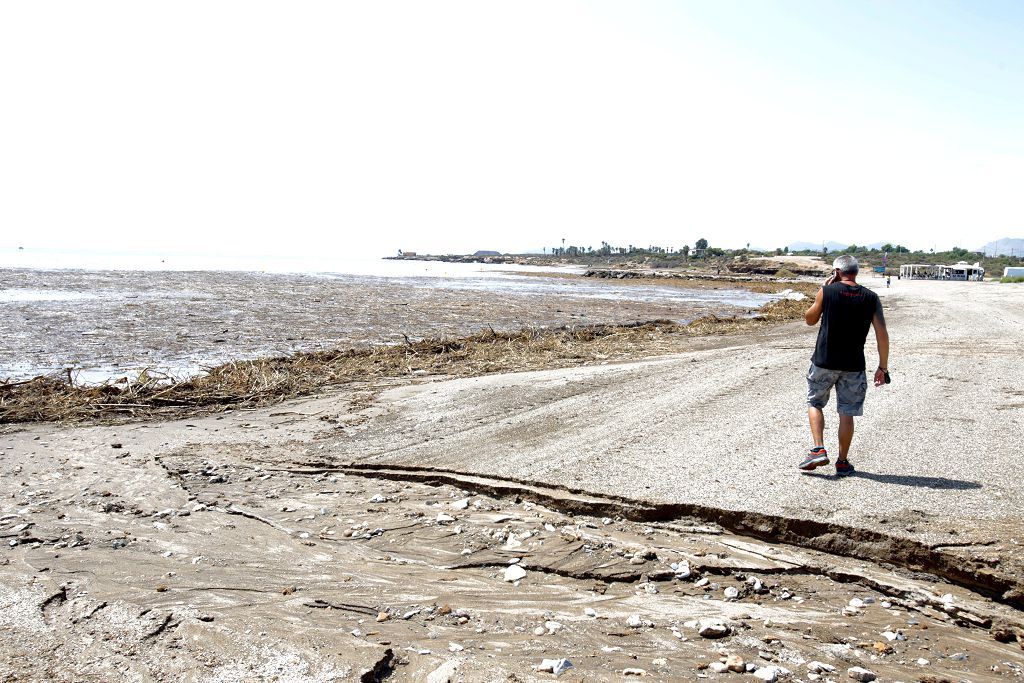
[812,283,879,372]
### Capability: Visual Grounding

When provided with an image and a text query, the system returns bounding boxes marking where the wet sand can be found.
[0,268,774,382]
[1,279,1023,681]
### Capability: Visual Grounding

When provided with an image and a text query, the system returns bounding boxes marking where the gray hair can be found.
[832,254,859,275]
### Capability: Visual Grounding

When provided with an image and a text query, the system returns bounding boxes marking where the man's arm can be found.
[804,287,824,326]
[872,298,889,387]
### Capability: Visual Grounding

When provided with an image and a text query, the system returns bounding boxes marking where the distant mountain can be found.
[787,241,848,253]
[473,250,502,256]
[979,237,1024,256]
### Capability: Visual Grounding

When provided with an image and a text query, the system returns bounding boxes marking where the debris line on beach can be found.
[0,298,805,424]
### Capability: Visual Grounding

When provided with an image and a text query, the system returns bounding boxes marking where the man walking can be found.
[799,255,889,476]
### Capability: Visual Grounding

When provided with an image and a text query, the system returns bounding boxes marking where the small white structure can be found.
[900,261,984,281]
[947,261,985,280]
[1005,267,1024,278]
[899,264,941,279]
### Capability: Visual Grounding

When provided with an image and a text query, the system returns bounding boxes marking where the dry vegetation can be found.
[0,298,807,425]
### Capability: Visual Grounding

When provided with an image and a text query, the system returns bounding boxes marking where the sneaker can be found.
[835,460,856,477]
[799,447,829,471]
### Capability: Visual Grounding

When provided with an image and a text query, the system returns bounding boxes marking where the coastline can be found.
[1,295,807,425]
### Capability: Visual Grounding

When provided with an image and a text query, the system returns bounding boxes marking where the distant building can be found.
[900,261,984,281]
[1005,267,1024,278]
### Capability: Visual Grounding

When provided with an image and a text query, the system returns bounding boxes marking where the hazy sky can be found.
[2,1,1021,257]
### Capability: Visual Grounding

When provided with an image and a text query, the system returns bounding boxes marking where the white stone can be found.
[697,619,730,638]
[847,666,877,681]
[916,658,930,666]
[436,513,456,523]
[724,587,740,600]
[503,565,527,582]
[537,658,573,676]
[425,660,459,683]
[627,614,643,628]
[848,598,865,608]
[752,667,778,682]
[709,663,729,673]
[448,643,464,652]
[533,626,546,636]
[451,498,470,510]
[544,620,562,634]
[584,607,597,617]
[808,662,837,673]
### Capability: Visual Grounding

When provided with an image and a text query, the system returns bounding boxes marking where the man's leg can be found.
[808,407,825,448]
[837,414,854,461]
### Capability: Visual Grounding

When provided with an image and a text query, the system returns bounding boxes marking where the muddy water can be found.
[0,267,775,382]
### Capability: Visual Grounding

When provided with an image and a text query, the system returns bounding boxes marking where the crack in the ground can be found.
[303,462,1024,613]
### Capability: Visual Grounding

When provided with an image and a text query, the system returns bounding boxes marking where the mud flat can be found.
[0,268,776,382]
[2,279,1024,680]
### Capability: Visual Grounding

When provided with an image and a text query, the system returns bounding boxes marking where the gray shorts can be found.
[806,363,867,416]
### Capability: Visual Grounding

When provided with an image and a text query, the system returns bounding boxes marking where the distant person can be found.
[886,276,891,288]
[799,255,890,476]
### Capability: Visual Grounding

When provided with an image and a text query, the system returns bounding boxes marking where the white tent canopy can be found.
[900,261,984,281]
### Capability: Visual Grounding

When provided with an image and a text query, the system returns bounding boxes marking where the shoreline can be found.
[1,296,807,425]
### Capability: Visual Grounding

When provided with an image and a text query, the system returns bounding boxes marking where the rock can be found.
[451,498,470,510]
[622,669,647,676]
[674,561,692,579]
[544,620,562,634]
[697,619,730,638]
[709,662,729,673]
[724,586,740,600]
[848,598,865,608]
[752,668,778,682]
[376,611,389,622]
[534,626,546,636]
[584,607,597,617]
[916,658,930,666]
[426,660,459,683]
[627,614,643,628]
[629,555,646,565]
[436,513,456,524]
[808,662,837,673]
[448,643,464,652]
[847,666,876,681]
[725,654,745,672]
[602,517,613,525]
[537,658,573,676]
[643,583,658,595]
[369,494,387,503]
[503,565,527,582]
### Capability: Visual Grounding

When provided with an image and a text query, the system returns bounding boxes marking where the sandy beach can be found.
[2,278,1024,681]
